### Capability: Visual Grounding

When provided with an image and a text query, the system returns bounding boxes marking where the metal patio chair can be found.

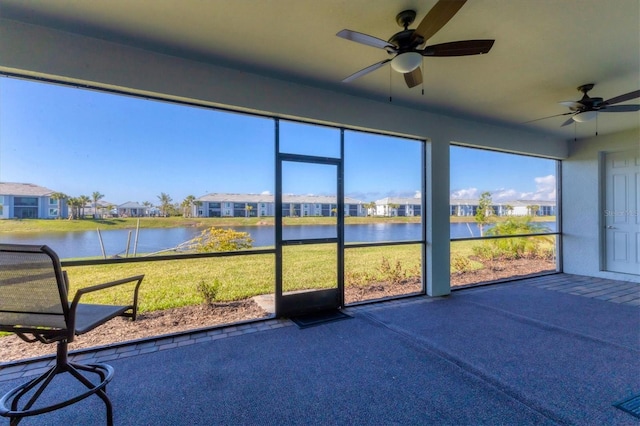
[0,244,144,426]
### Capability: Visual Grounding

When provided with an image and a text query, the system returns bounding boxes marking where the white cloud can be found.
[451,175,556,202]
[492,188,518,201]
[450,187,479,199]
[260,190,272,195]
[520,175,556,200]
[414,190,421,198]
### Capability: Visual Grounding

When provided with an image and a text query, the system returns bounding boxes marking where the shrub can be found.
[197,279,221,304]
[472,216,554,261]
[378,256,406,285]
[180,227,253,252]
[451,254,473,273]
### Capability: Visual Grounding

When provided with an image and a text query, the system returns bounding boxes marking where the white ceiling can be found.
[1,0,639,139]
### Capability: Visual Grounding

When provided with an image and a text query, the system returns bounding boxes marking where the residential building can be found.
[0,182,66,219]
[118,201,147,217]
[450,198,556,217]
[196,193,363,217]
[374,197,422,217]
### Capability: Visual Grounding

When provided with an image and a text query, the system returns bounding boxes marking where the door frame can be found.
[600,149,640,275]
[275,149,344,317]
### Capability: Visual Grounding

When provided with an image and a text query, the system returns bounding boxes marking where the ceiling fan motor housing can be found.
[389,10,424,52]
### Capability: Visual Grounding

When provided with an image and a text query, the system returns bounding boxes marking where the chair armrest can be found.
[69,274,145,322]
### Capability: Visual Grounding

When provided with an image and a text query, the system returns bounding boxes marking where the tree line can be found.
[48,191,202,219]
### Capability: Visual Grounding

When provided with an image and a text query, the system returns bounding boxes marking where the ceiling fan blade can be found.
[342,59,391,83]
[559,101,584,109]
[604,90,640,105]
[404,68,423,88]
[522,112,573,124]
[560,116,577,127]
[336,29,395,50]
[421,40,494,57]
[412,0,467,44]
[600,104,640,112]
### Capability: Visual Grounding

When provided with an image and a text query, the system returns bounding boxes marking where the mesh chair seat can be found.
[74,303,134,334]
[0,244,144,426]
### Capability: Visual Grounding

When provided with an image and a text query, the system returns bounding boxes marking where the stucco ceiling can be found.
[1,0,639,140]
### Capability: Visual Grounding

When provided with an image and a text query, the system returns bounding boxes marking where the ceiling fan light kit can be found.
[572,110,597,123]
[390,52,422,73]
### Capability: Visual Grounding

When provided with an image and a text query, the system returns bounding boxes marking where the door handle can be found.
[606,226,616,229]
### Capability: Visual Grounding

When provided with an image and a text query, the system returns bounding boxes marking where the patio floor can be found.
[1,273,639,425]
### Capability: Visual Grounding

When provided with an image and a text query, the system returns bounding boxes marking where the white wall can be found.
[562,128,640,282]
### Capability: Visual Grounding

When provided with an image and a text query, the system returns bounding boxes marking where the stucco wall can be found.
[562,128,640,282]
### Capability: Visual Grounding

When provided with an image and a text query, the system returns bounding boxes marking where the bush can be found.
[346,256,418,287]
[197,279,221,304]
[472,217,554,261]
[180,227,253,252]
[378,256,406,285]
[451,254,473,273]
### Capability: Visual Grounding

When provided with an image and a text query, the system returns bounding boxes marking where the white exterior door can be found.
[604,150,640,275]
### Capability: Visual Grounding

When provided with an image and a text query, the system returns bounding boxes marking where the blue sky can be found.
[0,77,556,205]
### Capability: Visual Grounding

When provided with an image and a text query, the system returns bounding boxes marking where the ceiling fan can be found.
[530,84,640,126]
[558,84,640,126]
[336,0,495,88]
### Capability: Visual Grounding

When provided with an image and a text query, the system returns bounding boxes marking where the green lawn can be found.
[2,217,555,317]
[65,244,425,313]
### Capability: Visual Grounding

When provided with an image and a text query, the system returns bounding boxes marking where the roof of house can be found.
[449,199,556,206]
[0,182,56,197]
[118,201,146,208]
[375,197,422,206]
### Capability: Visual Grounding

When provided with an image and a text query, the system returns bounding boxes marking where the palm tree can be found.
[364,201,377,216]
[157,192,173,217]
[49,192,67,219]
[387,203,400,217]
[245,204,253,218]
[193,200,203,217]
[142,201,153,217]
[78,195,91,218]
[92,191,104,219]
[182,195,196,217]
[505,204,514,216]
[66,197,82,219]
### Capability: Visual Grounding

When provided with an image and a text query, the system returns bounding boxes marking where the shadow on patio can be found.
[1,274,639,425]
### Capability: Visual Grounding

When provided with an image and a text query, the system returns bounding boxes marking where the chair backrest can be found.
[0,244,69,334]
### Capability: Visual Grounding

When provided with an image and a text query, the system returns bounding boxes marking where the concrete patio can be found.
[1,273,638,425]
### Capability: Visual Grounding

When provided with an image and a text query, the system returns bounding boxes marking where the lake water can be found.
[0,222,555,259]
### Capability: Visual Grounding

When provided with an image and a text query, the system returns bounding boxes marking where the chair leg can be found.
[10,365,58,413]
[0,341,115,425]
[68,363,114,426]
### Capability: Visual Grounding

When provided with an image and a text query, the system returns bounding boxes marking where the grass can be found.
[0,239,554,341]
[2,217,556,322]
[68,238,554,313]
[64,244,425,313]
